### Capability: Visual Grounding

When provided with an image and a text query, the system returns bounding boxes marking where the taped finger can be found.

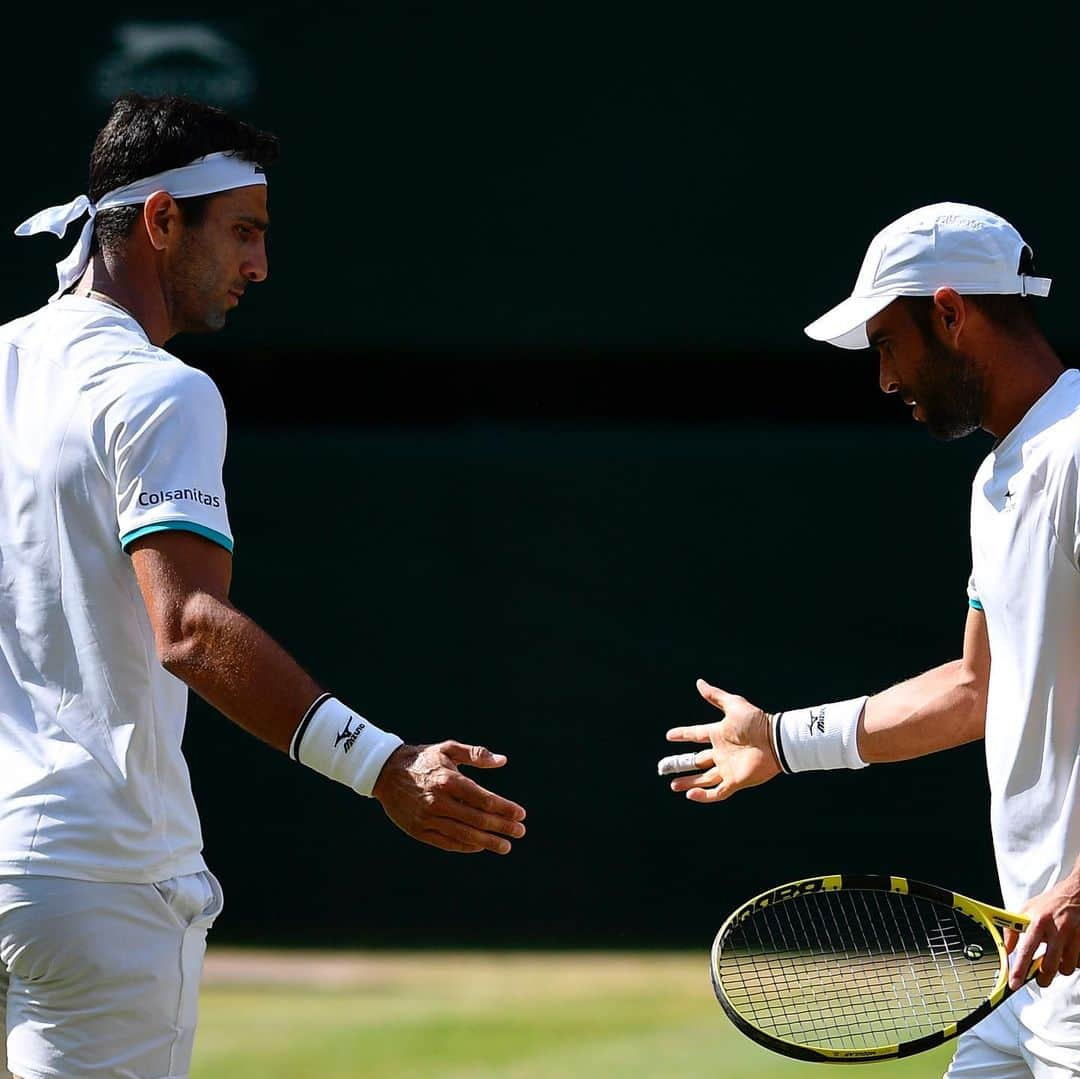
[657,751,702,776]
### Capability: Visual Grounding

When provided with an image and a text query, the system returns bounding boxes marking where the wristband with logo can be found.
[289,694,403,797]
[771,696,869,774]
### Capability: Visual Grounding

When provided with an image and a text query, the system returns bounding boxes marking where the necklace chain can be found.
[81,288,138,322]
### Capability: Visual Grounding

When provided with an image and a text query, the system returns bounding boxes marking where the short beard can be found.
[914,335,985,441]
[169,229,227,335]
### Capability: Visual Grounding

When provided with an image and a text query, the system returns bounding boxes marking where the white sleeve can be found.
[1045,440,1080,578]
[1050,449,1080,574]
[105,362,234,554]
[967,571,982,611]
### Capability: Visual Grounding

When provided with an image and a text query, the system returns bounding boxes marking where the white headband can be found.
[15,151,268,302]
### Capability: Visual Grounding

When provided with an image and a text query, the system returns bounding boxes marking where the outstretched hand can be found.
[373,741,527,854]
[664,679,781,803]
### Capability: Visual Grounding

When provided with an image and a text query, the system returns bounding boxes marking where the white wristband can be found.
[289,694,403,797]
[772,696,869,773]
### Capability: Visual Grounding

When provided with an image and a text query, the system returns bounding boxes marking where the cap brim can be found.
[804,295,896,350]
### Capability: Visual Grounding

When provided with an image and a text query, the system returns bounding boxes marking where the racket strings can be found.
[718,888,1001,1051]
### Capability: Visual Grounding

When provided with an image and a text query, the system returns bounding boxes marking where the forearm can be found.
[131,533,525,853]
[666,611,990,798]
[858,659,986,763]
[158,590,322,752]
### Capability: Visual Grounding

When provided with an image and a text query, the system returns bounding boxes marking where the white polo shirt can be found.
[967,368,1080,1054]
[0,295,233,883]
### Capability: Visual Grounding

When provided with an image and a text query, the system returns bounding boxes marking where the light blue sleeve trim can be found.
[968,598,984,611]
[120,521,234,554]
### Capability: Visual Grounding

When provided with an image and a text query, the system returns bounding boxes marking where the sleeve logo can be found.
[139,486,222,509]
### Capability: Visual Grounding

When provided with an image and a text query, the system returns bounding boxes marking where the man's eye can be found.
[236,225,252,239]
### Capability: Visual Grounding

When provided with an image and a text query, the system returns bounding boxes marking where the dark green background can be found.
[1,7,1076,349]
[3,6,1068,943]
[185,425,996,946]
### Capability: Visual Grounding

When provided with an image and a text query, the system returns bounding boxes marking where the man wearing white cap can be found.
[0,93,526,1079]
[661,203,1080,1076]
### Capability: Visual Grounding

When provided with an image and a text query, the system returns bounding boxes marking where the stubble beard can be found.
[170,231,228,334]
[914,338,985,441]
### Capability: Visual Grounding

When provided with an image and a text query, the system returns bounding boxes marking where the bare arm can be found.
[858,605,989,761]
[664,606,990,802]
[130,531,320,751]
[130,530,526,852]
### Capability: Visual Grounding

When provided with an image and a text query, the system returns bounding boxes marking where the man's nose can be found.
[242,238,268,283]
[879,357,899,395]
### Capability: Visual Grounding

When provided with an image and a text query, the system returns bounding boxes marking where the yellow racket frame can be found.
[710,874,1035,1063]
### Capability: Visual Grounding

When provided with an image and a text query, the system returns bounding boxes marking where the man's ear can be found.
[932,286,967,345]
[143,191,181,252]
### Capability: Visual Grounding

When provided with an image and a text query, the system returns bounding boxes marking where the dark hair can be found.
[89,93,279,258]
[903,294,1040,341]
[901,247,1042,341]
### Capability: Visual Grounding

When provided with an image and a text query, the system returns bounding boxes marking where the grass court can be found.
[192,950,954,1077]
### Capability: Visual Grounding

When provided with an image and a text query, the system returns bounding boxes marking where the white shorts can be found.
[0,871,223,1079]
[945,990,1080,1078]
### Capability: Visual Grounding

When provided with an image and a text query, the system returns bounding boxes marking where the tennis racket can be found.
[711,874,1039,1063]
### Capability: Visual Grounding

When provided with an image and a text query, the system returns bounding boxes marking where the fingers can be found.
[429,817,513,855]
[1039,934,1063,989]
[1003,927,1019,954]
[1011,924,1046,991]
[685,782,732,804]
[669,765,721,792]
[1029,917,1080,988]
[415,828,485,854]
[441,741,507,769]
[696,678,729,714]
[665,724,712,743]
[377,744,527,852]
[438,796,527,840]
[443,771,527,822]
[667,681,734,740]
[1058,927,1080,977]
[657,749,712,776]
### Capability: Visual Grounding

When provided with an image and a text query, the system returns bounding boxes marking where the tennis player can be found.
[0,94,526,1079]
[663,203,1079,1077]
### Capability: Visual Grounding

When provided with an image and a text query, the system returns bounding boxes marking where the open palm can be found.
[665,679,780,802]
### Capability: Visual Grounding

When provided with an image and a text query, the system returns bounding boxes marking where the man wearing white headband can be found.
[0,94,526,1079]
[659,204,1080,1076]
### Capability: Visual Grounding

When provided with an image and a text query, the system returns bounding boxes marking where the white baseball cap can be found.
[804,202,1052,350]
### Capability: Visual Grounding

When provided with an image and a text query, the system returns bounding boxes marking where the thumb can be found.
[696,678,728,715]
[442,741,508,769]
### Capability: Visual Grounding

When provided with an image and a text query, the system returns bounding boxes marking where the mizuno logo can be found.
[334,715,365,753]
[808,708,825,736]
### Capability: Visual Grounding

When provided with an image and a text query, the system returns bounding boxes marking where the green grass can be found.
[191,951,955,1078]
